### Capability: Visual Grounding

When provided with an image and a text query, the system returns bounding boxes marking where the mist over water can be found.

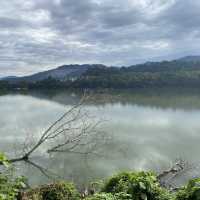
[1,89,200,186]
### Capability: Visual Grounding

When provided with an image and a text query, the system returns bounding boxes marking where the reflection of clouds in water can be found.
[0,95,73,157]
[1,94,200,185]
[92,103,200,179]
[101,103,200,138]
[0,95,70,137]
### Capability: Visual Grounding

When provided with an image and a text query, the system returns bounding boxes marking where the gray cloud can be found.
[0,0,200,76]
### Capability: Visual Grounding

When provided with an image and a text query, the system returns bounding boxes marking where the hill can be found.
[177,55,200,63]
[2,56,200,89]
[4,64,106,83]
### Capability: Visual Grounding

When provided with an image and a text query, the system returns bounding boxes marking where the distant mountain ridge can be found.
[4,64,106,83]
[0,76,17,80]
[3,55,200,83]
[177,55,200,62]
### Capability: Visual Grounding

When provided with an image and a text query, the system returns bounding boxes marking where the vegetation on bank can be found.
[1,152,200,200]
[0,153,26,200]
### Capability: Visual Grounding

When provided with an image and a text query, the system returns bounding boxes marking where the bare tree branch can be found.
[1,94,106,168]
[25,160,61,180]
[157,159,193,191]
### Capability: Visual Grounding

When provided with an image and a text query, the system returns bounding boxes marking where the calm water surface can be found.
[1,89,200,187]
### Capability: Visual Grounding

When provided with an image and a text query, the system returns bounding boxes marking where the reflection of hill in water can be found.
[21,88,200,110]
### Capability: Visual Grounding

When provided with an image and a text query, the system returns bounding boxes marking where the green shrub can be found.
[0,152,9,167]
[176,178,200,200]
[85,193,116,200]
[0,174,26,200]
[101,171,172,200]
[85,192,132,200]
[0,152,26,200]
[41,182,80,200]
[23,182,80,200]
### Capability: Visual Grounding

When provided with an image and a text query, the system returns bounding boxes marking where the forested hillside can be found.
[1,57,200,90]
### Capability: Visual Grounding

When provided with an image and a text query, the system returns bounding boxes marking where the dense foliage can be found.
[85,192,131,200]
[22,182,80,200]
[176,178,200,200]
[0,153,26,200]
[72,62,200,89]
[101,171,172,200]
[18,172,200,200]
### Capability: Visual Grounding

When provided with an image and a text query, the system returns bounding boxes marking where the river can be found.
[1,88,200,187]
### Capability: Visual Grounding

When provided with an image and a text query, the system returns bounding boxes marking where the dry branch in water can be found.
[157,159,193,191]
[4,94,106,167]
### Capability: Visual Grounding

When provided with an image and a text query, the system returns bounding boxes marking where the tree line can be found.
[2,61,200,90]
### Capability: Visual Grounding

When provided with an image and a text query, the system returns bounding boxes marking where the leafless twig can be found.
[157,159,193,191]
[1,94,106,168]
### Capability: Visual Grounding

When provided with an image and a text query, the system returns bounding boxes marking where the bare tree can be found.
[1,94,106,168]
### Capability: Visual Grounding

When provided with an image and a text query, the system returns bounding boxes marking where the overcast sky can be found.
[0,0,200,76]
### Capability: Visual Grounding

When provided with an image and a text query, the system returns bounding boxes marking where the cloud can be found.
[0,0,199,76]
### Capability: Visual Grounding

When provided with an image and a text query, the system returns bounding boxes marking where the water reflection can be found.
[1,89,200,186]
